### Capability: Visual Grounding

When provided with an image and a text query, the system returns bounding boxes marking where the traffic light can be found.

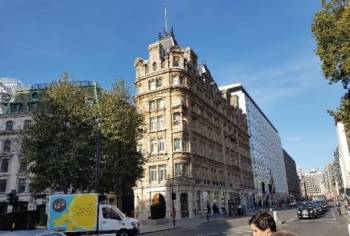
[7,190,18,206]
[172,192,176,200]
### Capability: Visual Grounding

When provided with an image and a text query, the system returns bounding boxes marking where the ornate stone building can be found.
[133,31,254,220]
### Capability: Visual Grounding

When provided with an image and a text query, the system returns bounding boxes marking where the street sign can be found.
[203,191,208,200]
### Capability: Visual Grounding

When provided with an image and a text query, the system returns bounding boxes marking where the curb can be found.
[139,226,181,235]
[199,217,229,225]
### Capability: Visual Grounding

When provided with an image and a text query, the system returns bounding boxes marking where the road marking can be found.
[285,216,298,223]
[331,208,336,220]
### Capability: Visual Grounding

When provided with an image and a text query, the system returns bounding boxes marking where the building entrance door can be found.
[180,193,189,217]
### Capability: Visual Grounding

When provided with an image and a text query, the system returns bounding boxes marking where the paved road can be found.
[145,207,349,236]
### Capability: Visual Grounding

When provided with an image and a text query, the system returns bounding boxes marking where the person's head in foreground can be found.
[249,212,277,236]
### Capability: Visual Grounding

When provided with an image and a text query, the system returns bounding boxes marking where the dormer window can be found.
[152,62,157,71]
[5,121,13,131]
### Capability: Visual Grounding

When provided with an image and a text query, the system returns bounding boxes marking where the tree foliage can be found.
[97,81,145,194]
[312,0,350,128]
[312,0,350,87]
[22,74,145,196]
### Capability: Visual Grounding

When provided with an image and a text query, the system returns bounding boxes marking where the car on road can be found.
[313,201,324,215]
[297,202,318,219]
[320,200,328,212]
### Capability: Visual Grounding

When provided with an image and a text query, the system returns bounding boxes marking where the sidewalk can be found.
[140,209,258,234]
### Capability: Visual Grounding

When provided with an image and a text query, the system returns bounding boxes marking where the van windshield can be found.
[112,206,126,219]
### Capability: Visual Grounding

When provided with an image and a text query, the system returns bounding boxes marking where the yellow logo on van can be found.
[49,194,98,232]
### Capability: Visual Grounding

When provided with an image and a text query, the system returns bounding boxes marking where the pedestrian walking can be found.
[206,203,211,221]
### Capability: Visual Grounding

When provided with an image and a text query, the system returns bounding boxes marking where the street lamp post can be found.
[95,125,101,193]
[94,118,101,236]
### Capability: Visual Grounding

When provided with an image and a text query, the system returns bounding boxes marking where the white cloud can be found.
[218,56,326,108]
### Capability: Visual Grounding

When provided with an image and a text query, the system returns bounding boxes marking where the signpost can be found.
[203,192,208,201]
[203,192,209,221]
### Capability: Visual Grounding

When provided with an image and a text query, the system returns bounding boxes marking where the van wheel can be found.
[117,229,130,236]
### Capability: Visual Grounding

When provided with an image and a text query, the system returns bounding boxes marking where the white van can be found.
[98,204,139,236]
[47,194,139,236]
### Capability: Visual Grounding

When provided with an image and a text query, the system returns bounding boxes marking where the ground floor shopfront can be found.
[133,182,254,220]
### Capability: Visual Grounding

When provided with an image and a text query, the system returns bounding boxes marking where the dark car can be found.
[313,201,325,215]
[316,200,328,212]
[297,202,318,219]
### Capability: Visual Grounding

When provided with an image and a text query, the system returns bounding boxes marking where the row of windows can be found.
[149,138,188,154]
[0,158,26,173]
[149,99,164,112]
[144,56,181,75]
[3,120,32,131]
[149,165,167,183]
[148,163,187,183]
[137,75,184,94]
[150,116,164,131]
[150,138,165,154]
[149,113,182,131]
[0,178,26,193]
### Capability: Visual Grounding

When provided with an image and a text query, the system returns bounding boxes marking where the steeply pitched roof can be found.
[158,28,178,52]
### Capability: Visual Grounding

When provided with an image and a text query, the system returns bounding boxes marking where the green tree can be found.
[312,0,350,87]
[98,81,145,200]
[312,0,350,126]
[22,74,96,193]
[22,75,145,197]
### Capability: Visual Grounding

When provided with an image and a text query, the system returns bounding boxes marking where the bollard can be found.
[273,211,279,223]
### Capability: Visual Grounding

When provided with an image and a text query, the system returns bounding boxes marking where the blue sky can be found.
[0,0,344,170]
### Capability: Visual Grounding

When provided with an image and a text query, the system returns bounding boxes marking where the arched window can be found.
[145,64,149,75]
[152,62,157,71]
[5,121,13,131]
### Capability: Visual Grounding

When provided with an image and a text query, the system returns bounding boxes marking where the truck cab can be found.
[99,204,139,236]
